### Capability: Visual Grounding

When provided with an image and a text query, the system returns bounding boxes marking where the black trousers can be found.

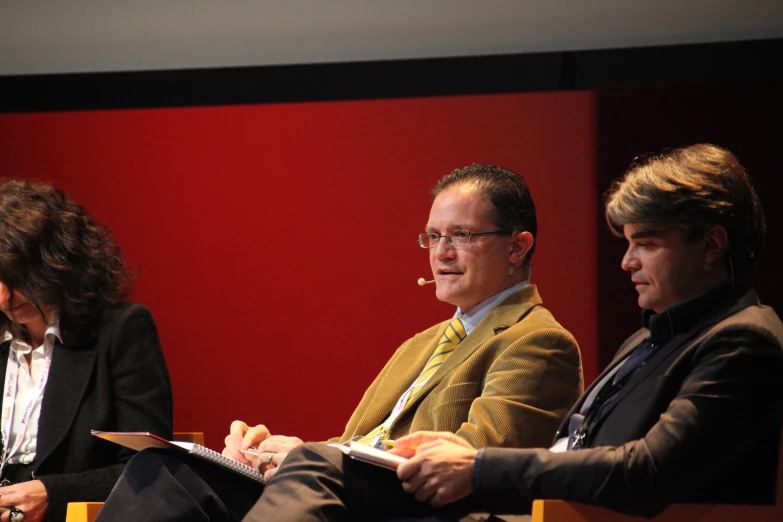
[93,449,264,522]
[244,443,528,522]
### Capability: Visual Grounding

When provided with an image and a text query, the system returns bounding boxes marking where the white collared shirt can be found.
[2,311,60,464]
[456,280,530,335]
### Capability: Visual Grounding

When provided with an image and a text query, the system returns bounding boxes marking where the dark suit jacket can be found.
[332,285,583,450]
[0,302,173,521]
[473,287,783,518]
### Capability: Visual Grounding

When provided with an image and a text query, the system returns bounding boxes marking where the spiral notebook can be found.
[91,430,266,483]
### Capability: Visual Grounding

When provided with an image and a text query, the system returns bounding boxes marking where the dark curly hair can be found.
[0,179,135,339]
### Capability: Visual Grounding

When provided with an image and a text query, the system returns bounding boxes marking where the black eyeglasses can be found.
[417,230,510,248]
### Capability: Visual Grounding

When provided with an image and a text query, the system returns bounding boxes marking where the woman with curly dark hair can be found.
[0,179,173,522]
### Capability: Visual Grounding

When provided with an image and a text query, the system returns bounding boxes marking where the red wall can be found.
[0,92,597,447]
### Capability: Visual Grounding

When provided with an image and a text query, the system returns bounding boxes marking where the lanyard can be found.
[569,340,656,450]
[0,346,52,477]
[367,361,443,448]
[381,362,444,433]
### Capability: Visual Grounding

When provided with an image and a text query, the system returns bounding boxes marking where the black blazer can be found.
[473,288,783,517]
[0,302,173,521]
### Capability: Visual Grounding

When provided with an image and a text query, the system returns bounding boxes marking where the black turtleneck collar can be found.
[642,283,739,345]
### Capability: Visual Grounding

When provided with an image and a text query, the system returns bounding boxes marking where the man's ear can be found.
[509,231,534,266]
[703,225,729,264]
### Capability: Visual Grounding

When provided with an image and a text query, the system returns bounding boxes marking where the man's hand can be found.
[0,480,48,522]
[222,420,271,466]
[256,435,304,480]
[393,431,477,508]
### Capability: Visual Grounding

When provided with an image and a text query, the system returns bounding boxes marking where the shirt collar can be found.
[642,283,735,344]
[456,280,530,336]
[46,309,62,344]
[2,309,62,346]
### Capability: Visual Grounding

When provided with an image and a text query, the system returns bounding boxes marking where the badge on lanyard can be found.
[0,347,51,477]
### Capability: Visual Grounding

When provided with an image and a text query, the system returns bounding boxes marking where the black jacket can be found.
[473,288,783,518]
[0,302,173,521]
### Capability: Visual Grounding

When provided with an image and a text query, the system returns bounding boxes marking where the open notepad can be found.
[91,431,266,483]
[328,441,409,470]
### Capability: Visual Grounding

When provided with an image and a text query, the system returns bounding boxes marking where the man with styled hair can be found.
[95,163,582,522]
[246,144,783,521]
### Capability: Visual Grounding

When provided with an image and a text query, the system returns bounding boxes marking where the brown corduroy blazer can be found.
[331,284,583,449]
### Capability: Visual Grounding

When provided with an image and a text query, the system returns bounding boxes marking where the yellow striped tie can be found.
[405,316,467,404]
[357,316,467,447]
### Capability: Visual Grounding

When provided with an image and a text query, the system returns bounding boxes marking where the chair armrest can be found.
[65,502,104,522]
[531,500,780,522]
[173,431,205,445]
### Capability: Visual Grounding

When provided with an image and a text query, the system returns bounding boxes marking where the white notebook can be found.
[328,441,409,470]
[91,430,266,483]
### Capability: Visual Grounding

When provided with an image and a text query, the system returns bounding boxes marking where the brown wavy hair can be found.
[605,144,765,285]
[0,179,135,338]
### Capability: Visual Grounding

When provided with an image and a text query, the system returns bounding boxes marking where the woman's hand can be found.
[0,480,48,522]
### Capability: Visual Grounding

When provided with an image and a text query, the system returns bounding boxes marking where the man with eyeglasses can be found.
[245,145,783,522]
[94,163,582,522]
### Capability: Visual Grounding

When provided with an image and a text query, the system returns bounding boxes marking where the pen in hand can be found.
[379,439,418,450]
[240,447,259,456]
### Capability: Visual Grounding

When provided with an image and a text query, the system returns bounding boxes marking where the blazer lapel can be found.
[0,341,8,377]
[0,341,7,452]
[351,329,439,436]
[589,289,759,427]
[553,329,648,438]
[35,338,97,469]
[397,285,542,421]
